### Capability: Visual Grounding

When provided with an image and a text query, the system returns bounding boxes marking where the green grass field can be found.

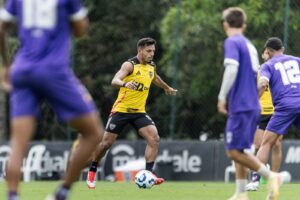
[0,181,299,200]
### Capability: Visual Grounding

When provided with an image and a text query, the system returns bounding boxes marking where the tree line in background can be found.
[14,0,300,140]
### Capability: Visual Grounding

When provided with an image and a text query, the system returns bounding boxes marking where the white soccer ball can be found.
[280,171,292,183]
[135,170,155,189]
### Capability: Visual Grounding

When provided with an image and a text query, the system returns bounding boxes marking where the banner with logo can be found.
[0,140,299,181]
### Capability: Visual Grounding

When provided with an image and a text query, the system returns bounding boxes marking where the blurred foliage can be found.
[5,0,300,140]
[160,0,300,139]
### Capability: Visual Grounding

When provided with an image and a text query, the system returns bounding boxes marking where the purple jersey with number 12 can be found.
[224,34,260,113]
[260,54,300,111]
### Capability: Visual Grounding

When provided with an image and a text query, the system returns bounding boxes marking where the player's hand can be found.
[124,79,137,90]
[164,87,177,95]
[217,100,227,115]
[0,66,12,92]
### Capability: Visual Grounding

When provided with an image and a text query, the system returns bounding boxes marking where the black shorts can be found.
[258,114,272,130]
[105,112,155,134]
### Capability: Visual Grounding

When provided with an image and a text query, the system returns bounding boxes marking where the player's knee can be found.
[226,150,239,160]
[273,140,282,151]
[100,141,113,151]
[152,134,160,145]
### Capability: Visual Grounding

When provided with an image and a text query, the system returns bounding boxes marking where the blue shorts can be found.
[225,110,260,150]
[10,64,96,121]
[266,111,300,135]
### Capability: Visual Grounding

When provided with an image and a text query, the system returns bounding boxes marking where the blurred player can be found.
[218,7,287,200]
[257,36,300,187]
[86,37,177,189]
[0,0,104,200]
[246,48,283,191]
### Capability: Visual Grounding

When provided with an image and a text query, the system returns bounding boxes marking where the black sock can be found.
[89,161,98,172]
[146,162,155,172]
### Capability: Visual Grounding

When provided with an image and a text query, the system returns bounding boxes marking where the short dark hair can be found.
[264,37,283,51]
[137,37,156,49]
[222,7,247,28]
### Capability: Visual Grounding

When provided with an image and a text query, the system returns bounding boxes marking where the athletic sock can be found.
[89,161,98,172]
[257,164,271,179]
[236,179,247,194]
[146,162,154,172]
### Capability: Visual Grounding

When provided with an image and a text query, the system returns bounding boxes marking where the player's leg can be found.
[271,136,282,172]
[61,113,103,185]
[138,125,159,170]
[257,131,281,165]
[253,128,264,153]
[134,114,164,185]
[138,124,164,185]
[6,117,36,200]
[246,115,271,191]
[86,112,125,189]
[255,112,294,200]
[6,84,40,200]
[86,131,118,189]
[227,162,249,200]
[40,70,104,199]
[225,110,287,200]
[134,114,159,171]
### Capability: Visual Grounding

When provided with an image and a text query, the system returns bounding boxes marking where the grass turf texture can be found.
[0,181,299,200]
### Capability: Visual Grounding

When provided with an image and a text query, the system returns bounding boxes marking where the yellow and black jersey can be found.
[258,68,274,115]
[111,56,155,113]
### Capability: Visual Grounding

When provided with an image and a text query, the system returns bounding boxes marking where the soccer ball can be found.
[135,170,155,189]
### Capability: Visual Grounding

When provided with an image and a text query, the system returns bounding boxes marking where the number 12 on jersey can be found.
[275,60,300,85]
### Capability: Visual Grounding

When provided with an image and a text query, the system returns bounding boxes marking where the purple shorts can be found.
[10,65,96,121]
[225,109,260,150]
[266,111,300,135]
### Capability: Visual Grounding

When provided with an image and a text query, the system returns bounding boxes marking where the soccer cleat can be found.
[227,192,249,200]
[266,172,281,200]
[266,171,291,200]
[152,173,165,185]
[86,171,97,189]
[245,181,260,191]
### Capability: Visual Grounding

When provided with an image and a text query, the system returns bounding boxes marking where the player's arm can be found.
[69,1,89,37]
[258,77,269,97]
[0,7,14,92]
[217,61,239,115]
[0,21,10,67]
[152,72,177,95]
[111,62,137,90]
[71,18,88,38]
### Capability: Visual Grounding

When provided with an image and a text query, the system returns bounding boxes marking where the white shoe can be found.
[44,195,55,200]
[86,171,97,189]
[227,192,249,200]
[266,171,291,200]
[246,181,259,191]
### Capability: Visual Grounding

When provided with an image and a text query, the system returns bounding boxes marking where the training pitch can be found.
[0,181,299,200]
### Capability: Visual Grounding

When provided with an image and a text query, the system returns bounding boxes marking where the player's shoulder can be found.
[285,54,300,61]
[127,56,139,65]
[148,60,156,67]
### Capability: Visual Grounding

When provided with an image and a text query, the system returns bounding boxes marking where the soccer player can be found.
[246,48,283,191]
[257,37,300,184]
[86,37,177,189]
[0,1,104,200]
[218,7,287,200]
